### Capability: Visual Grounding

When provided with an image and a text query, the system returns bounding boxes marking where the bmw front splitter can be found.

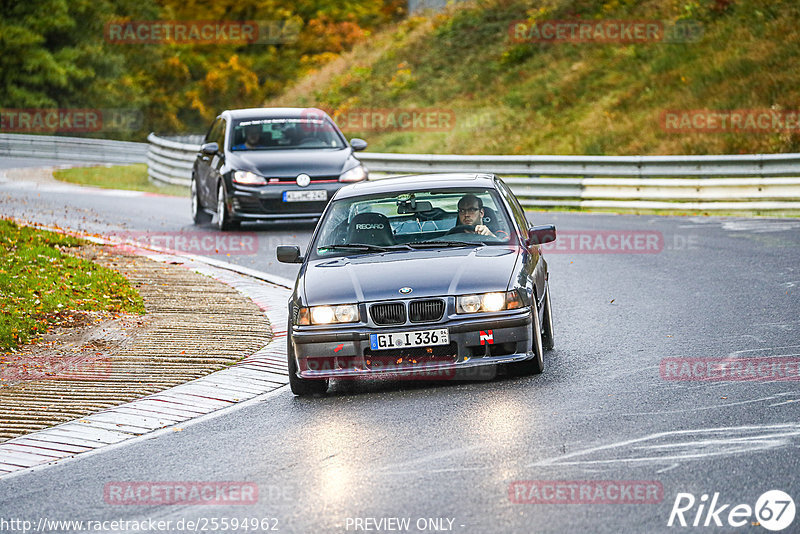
[291,309,534,380]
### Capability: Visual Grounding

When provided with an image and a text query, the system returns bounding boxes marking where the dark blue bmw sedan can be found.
[191,107,368,230]
[277,173,557,395]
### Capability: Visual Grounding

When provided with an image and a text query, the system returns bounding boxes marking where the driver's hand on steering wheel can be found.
[474,224,494,236]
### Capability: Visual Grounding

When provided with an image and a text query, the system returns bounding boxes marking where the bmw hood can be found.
[301,247,520,305]
[226,148,358,178]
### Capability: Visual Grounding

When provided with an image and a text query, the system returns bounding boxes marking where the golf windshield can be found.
[230,118,346,151]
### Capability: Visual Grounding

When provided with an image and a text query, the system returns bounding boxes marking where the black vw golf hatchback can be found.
[191,107,368,230]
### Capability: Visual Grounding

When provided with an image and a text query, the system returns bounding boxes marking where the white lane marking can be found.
[655,463,680,474]
[528,423,800,467]
[0,179,149,197]
[722,220,800,232]
[769,400,799,407]
[731,344,800,355]
[617,393,800,417]
[375,444,490,473]
[373,423,800,477]
[679,218,800,233]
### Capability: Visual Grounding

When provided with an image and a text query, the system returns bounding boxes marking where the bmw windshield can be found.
[311,188,516,259]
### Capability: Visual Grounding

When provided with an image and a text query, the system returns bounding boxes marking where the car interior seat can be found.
[480,206,500,232]
[347,212,396,246]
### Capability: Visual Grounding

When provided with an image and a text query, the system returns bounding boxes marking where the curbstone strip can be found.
[0,233,291,479]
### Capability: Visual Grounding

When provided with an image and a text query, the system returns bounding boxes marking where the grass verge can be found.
[53,164,187,197]
[0,219,145,352]
[271,0,800,156]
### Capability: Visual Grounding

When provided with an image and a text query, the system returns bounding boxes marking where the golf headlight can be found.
[339,165,368,183]
[457,291,522,314]
[233,170,267,185]
[297,304,360,325]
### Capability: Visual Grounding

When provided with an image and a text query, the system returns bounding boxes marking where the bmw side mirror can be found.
[277,245,304,264]
[350,138,368,151]
[200,142,219,155]
[527,225,556,246]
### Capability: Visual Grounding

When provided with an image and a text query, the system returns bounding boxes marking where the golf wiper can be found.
[408,241,482,248]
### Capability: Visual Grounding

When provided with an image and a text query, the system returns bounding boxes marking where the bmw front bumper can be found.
[291,308,533,380]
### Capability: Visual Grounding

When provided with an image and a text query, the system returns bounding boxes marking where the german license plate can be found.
[370,329,449,350]
[283,190,327,202]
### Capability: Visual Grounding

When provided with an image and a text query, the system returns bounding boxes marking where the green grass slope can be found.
[269,0,800,155]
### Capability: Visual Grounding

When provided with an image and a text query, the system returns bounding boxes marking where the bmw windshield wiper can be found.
[318,244,413,253]
[408,241,482,248]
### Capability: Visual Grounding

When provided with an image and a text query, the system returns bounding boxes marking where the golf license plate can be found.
[283,190,327,202]
[370,329,449,350]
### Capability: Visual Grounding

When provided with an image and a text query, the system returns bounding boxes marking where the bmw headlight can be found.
[339,165,368,183]
[297,304,360,325]
[233,170,267,185]
[457,291,522,314]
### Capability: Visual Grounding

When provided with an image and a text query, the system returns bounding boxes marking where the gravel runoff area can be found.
[0,241,273,442]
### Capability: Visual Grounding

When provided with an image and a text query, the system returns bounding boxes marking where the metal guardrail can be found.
[145,134,800,211]
[0,133,147,165]
[2,133,799,211]
[146,133,203,186]
[357,152,800,178]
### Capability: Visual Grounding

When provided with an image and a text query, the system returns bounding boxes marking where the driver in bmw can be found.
[457,194,495,237]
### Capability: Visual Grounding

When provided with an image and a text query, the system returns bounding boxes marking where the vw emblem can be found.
[296,173,311,187]
[399,287,413,294]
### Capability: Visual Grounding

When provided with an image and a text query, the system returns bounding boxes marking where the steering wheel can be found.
[445,224,475,235]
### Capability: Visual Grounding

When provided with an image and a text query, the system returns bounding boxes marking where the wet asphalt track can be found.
[1,164,799,533]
